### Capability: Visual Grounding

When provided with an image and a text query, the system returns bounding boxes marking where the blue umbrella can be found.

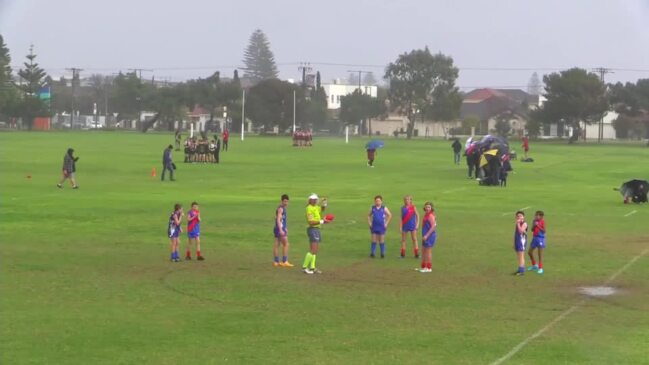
[365,140,385,149]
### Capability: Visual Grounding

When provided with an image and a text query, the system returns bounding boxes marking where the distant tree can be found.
[527,72,541,96]
[316,71,322,89]
[247,78,301,131]
[493,114,512,137]
[111,72,152,121]
[340,90,384,135]
[609,79,649,139]
[363,72,377,86]
[531,68,608,143]
[17,45,48,97]
[304,86,328,130]
[147,86,187,131]
[385,47,460,138]
[15,45,49,129]
[242,29,279,82]
[233,69,240,84]
[0,34,16,117]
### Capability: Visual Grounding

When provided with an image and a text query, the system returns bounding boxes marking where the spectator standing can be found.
[451,138,462,165]
[222,129,229,151]
[57,148,79,189]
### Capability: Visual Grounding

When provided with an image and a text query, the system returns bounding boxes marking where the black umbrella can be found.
[618,179,649,203]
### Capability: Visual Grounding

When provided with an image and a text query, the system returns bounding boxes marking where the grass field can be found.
[1,131,648,365]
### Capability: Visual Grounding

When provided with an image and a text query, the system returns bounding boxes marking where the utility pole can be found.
[128,68,153,81]
[298,62,312,86]
[347,70,372,93]
[593,67,612,142]
[66,68,83,128]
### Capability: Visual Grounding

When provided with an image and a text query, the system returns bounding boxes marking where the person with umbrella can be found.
[366,140,384,167]
[617,179,649,204]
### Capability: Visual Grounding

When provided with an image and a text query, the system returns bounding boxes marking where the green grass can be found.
[1,131,648,365]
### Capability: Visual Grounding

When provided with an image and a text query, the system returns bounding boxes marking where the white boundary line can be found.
[441,187,467,194]
[490,247,649,365]
[624,210,637,217]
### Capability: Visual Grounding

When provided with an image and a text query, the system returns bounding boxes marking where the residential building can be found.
[322,80,378,109]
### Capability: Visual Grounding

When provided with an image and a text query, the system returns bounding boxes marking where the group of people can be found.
[269,194,438,274]
[463,136,513,186]
[292,130,313,147]
[183,137,221,163]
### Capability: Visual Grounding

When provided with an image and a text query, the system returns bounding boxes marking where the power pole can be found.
[66,68,83,128]
[298,62,312,86]
[347,70,372,93]
[128,68,153,81]
[593,67,612,142]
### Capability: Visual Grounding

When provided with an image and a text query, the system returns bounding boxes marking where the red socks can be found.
[186,250,191,258]
[531,259,536,265]
[539,262,543,269]
[414,248,419,257]
[421,262,426,269]
[400,248,406,257]
[197,250,201,257]
[426,263,431,269]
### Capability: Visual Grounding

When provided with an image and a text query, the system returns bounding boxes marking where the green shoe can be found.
[527,265,538,271]
[537,268,544,274]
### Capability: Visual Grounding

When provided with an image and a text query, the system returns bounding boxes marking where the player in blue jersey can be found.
[273,194,294,267]
[513,211,528,276]
[400,195,420,258]
[419,202,437,273]
[527,210,546,274]
[368,195,392,258]
[185,202,204,261]
[168,203,183,262]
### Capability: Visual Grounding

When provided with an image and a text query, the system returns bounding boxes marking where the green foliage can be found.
[247,78,299,131]
[0,34,15,116]
[339,90,384,134]
[493,116,511,137]
[533,68,608,141]
[111,72,152,120]
[242,29,279,82]
[385,47,460,138]
[304,87,328,130]
[527,72,541,96]
[16,45,48,97]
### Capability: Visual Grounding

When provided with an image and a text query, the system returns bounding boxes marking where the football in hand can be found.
[324,213,335,222]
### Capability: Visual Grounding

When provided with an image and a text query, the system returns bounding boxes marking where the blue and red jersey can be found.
[401,205,417,231]
[533,219,545,239]
[187,209,200,236]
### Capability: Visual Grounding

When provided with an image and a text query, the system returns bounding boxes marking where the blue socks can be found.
[518,266,525,274]
[274,256,280,263]
[371,242,377,255]
[171,251,179,260]
[282,255,287,263]
[380,243,386,256]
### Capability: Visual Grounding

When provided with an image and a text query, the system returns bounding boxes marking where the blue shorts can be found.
[371,225,386,235]
[168,229,179,239]
[531,237,545,249]
[514,237,526,252]
[423,232,436,248]
[274,227,288,238]
[402,224,416,233]
[307,227,321,243]
[188,231,200,239]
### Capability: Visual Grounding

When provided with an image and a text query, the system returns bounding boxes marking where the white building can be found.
[322,80,378,109]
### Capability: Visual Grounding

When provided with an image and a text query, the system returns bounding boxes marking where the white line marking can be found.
[490,247,649,365]
[624,210,637,217]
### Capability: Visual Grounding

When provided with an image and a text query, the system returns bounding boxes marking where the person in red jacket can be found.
[522,136,529,159]
[222,129,230,151]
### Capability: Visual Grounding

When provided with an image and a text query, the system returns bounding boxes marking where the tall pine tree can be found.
[242,29,279,82]
[0,34,14,113]
[17,45,47,96]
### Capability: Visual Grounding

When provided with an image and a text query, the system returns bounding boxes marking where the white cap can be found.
[308,193,319,200]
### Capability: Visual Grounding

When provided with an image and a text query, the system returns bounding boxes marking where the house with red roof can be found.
[460,88,539,136]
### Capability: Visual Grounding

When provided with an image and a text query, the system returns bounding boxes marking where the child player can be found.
[513,211,528,276]
[368,195,392,258]
[419,202,437,273]
[527,210,546,274]
[400,195,419,258]
[168,203,183,262]
[273,194,294,267]
[186,202,205,261]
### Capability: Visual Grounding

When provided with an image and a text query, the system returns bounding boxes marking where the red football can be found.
[324,213,335,222]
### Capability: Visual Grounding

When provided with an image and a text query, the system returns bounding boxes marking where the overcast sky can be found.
[1,0,648,90]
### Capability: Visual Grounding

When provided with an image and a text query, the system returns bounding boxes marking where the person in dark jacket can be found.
[57,148,79,189]
[451,138,462,165]
[162,145,175,181]
[214,138,221,163]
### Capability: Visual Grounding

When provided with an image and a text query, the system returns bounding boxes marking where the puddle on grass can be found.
[579,286,617,297]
